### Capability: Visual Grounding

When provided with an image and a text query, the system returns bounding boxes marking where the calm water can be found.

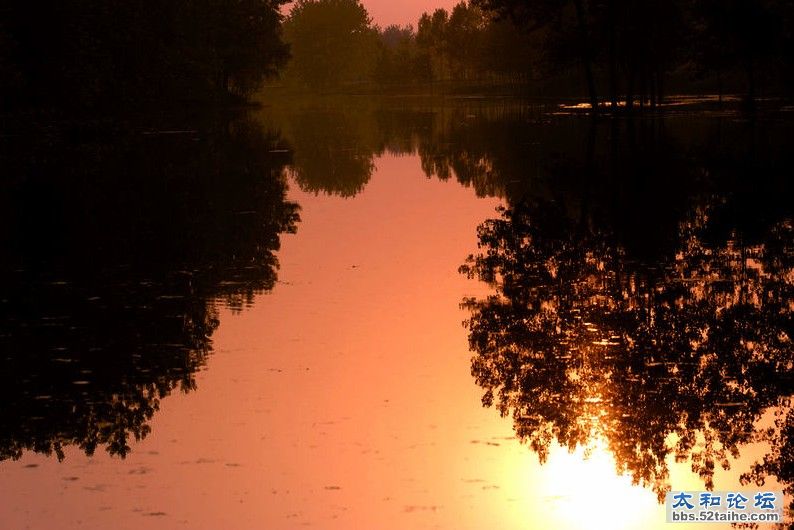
[1,100,792,529]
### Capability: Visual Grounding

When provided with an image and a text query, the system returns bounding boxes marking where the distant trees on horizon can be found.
[282,1,540,91]
[1,0,793,111]
[284,0,794,107]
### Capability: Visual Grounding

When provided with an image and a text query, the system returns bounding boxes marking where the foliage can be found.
[283,0,378,89]
[473,0,794,107]
[0,0,290,109]
[408,3,539,86]
[374,25,432,85]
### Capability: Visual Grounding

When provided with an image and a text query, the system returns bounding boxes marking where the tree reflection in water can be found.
[0,117,299,461]
[458,118,793,520]
[266,101,793,517]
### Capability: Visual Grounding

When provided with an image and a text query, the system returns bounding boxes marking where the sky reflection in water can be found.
[0,102,791,529]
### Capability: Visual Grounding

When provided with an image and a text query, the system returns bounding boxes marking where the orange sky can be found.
[285,0,459,27]
[362,0,458,26]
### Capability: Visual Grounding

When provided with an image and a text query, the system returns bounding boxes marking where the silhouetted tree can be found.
[417,8,452,82]
[691,0,781,107]
[0,0,290,110]
[283,0,378,89]
[474,0,599,109]
[373,25,433,86]
[412,3,531,88]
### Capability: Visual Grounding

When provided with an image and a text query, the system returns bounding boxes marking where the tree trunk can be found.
[626,67,634,112]
[639,68,646,110]
[572,0,598,112]
[745,55,756,110]
[656,70,664,107]
[607,0,618,110]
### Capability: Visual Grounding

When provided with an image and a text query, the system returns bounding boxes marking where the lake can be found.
[1,98,792,529]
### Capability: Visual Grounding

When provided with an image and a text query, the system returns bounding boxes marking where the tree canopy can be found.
[275,0,794,105]
[283,0,378,89]
[0,0,290,110]
[473,0,794,108]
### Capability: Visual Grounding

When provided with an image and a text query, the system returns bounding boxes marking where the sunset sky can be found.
[286,0,458,27]
[362,0,457,26]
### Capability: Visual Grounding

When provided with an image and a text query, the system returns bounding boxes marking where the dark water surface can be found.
[1,99,792,529]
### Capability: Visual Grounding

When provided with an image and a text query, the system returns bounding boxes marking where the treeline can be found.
[3,0,793,110]
[0,0,289,110]
[282,0,538,90]
[283,0,794,106]
[475,0,794,107]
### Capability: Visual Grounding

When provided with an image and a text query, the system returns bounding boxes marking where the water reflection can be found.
[1,99,792,528]
[281,107,377,197]
[272,99,794,206]
[268,99,794,518]
[0,117,299,461]
[270,100,540,199]
[457,118,794,518]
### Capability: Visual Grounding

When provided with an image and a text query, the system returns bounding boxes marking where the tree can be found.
[447,3,487,80]
[373,25,432,86]
[283,0,378,89]
[417,9,451,81]
[692,0,781,107]
[205,0,292,97]
[0,0,290,109]
[474,0,599,110]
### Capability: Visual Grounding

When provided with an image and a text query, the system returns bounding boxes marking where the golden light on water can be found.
[537,441,659,530]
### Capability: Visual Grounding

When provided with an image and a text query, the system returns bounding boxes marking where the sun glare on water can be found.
[534,441,661,530]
